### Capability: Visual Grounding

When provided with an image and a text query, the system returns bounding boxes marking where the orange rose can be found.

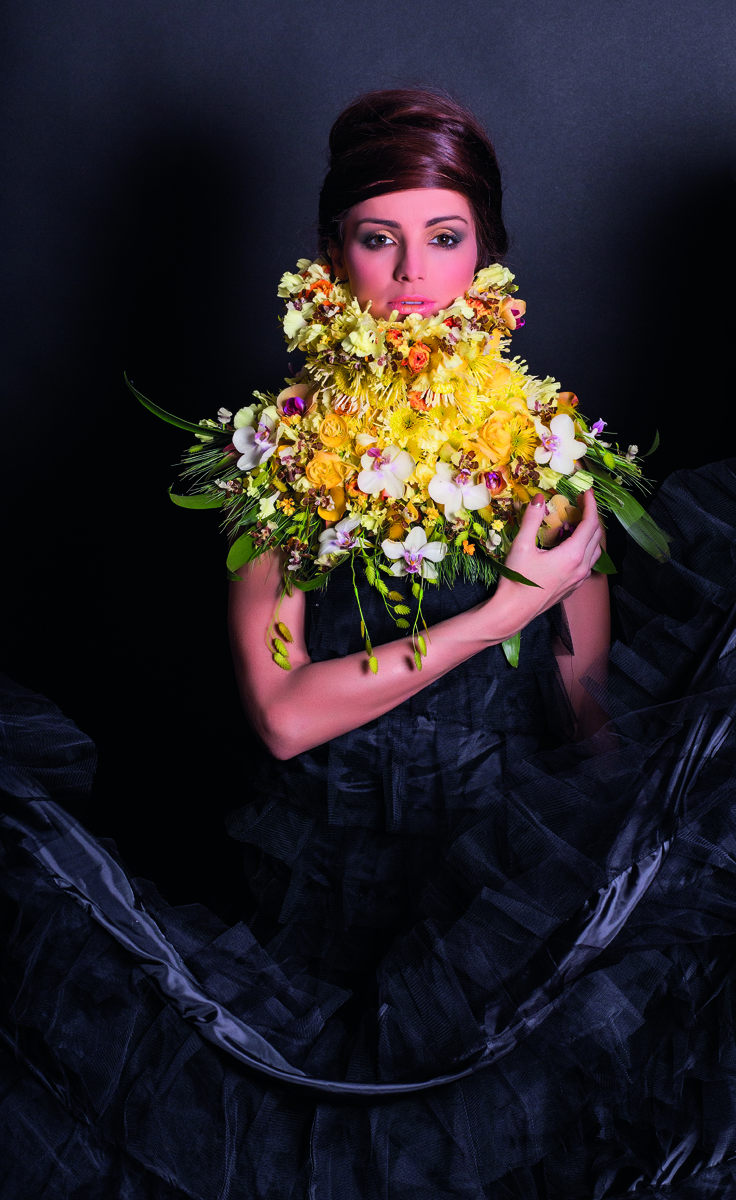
[319,413,349,448]
[407,343,430,373]
[499,297,527,330]
[385,329,405,347]
[408,390,429,411]
[305,451,349,490]
[476,412,513,464]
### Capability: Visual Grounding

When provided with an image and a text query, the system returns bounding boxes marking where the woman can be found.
[2,89,736,1199]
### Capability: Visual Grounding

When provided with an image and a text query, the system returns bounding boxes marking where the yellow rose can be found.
[476,412,513,464]
[319,413,349,448]
[413,462,435,488]
[305,451,349,490]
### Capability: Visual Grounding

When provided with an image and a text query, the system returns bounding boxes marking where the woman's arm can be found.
[229,490,603,760]
[558,571,611,739]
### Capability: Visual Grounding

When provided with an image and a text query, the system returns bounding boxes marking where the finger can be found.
[514,493,547,549]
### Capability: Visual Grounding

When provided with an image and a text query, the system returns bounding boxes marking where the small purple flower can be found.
[591,419,607,436]
[282,394,307,418]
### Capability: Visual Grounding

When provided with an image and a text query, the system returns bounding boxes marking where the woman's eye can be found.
[430,232,461,248]
[362,232,396,249]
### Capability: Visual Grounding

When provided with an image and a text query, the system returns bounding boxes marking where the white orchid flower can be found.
[357,445,415,500]
[534,413,586,475]
[317,516,362,557]
[382,526,448,581]
[232,412,278,471]
[427,462,490,517]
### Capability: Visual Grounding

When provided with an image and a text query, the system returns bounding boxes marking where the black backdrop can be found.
[1,0,735,907]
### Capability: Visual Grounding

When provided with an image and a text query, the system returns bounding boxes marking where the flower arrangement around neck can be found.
[130,258,668,671]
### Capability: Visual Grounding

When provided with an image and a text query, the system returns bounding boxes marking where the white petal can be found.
[381,539,405,560]
[461,484,491,511]
[403,527,428,552]
[434,461,454,482]
[237,447,261,471]
[428,478,461,511]
[233,427,256,452]
[568,439,586,460]
[548,450,576,475]
[420,540,448,562]
[421,560,439,581]
[382,445,403,462]
[336,516,361,534]
[550,413,575,438]
[534,447,552,465]
[389,450,416,481]
[260,445,276,463]
[390,561,407,576]
[360,453,376,470]
[357,469,382,495]
[380,470,406,500]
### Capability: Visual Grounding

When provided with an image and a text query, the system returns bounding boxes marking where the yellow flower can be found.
[388,406,422,447]
[413,461,435,488]
[492,519,505,531]
[507,416,537,460]
[305,451,350,490]
[319,413,349,448]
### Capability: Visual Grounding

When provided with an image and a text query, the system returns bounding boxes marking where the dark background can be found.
[1,0,735,906]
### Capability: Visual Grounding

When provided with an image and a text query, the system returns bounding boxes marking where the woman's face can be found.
[330,188,478,320]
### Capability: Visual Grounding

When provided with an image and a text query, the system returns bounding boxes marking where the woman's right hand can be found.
[489,488,603,637]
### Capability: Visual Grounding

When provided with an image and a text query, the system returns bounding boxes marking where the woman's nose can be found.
[394,241,425,283]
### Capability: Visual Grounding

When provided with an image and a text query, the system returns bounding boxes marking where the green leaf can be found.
[592,548,618,575]
[643,430,660,457]
[395,618,410,629]
[388,591,404,602]
[472,522,485,536]
[226,533,257,572]
[610,492,671,561]
[490,558,540,587]
[273,653,292,671]
[277,622,293,643]
[227,569,243,582]
[368,656,379,675]
[501,632,521,668]
[170,490,225,510]
[365,638,373,655]
[293,575,328,592]
[393,604,411,616]
[126,374,224,436]
[413,649,423,671]
[417,635,427,657]
[273,638,289,657]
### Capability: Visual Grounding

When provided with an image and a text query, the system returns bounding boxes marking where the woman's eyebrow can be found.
[425,215,469,226]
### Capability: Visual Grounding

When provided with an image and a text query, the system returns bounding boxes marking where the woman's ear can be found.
[328,240,347,283]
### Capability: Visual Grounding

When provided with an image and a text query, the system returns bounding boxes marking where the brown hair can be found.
[318,88,508,269]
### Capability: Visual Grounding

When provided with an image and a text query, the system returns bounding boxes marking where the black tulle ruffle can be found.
[3,462,736,1197]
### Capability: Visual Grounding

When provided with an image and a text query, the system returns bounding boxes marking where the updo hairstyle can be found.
[318,89,508,271]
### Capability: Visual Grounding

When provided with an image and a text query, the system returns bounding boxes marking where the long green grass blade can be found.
[610,492,671,561]
[491,559,540,587]
[294,575,329,592]
[126,373,216,436]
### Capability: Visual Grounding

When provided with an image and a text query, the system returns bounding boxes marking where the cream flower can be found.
[381,526,448,581]
[534,414,586,475]
[357,446,415,500]
[428,462,490,516]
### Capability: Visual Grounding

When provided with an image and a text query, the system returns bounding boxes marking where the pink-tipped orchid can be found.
[318,516,362,558]
[381,526,448,581]
[357,445,415,500]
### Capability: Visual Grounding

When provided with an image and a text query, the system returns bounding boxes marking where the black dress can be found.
[2,460,736,1199]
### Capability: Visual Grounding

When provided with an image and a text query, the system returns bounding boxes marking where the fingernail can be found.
[531,493,545,507]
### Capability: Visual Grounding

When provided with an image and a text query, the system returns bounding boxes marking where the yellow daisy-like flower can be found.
[508,416,538,461]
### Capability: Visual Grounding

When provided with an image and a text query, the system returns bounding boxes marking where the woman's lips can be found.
[390,296,435,314]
